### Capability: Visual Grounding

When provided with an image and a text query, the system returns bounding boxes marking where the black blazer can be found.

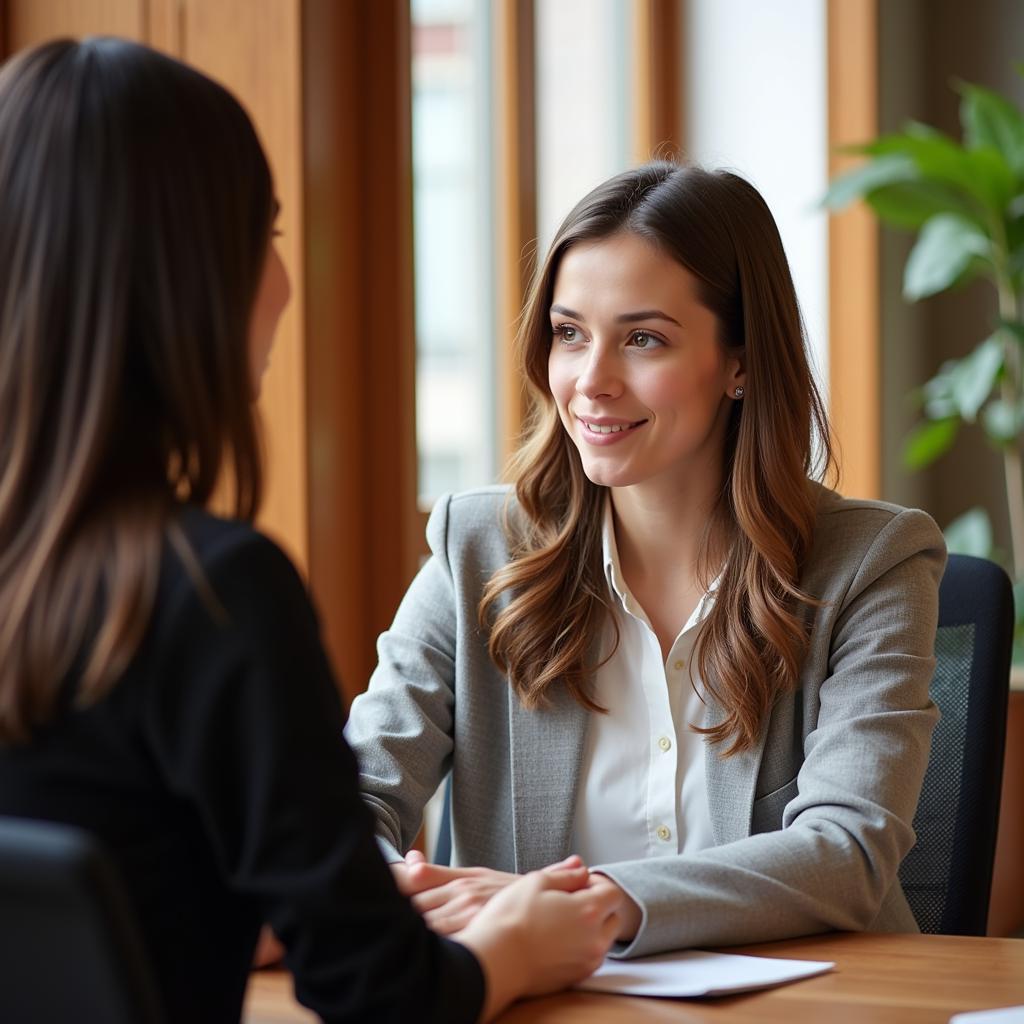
[0,509,483,1024]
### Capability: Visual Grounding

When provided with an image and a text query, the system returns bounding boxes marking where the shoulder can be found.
[811,483,943,550]
[156,507,307,636]
[424,485,516,565]
[805,483,946,597]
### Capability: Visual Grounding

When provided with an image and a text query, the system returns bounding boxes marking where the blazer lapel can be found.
[508,682,588,872]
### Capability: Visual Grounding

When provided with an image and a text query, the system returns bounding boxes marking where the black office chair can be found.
[898,553,1013,936]
[0,816,164,1024]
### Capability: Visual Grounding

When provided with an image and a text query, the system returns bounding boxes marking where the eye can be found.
[553,323,583,344]
[629,330,663,350]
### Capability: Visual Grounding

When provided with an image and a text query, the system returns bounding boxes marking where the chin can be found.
[578,459,639,489]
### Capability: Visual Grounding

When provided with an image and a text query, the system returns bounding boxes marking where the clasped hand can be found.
[391,849,642,941]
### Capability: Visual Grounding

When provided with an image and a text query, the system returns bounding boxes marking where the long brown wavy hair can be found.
[480,162,835,754]
[0,39,272,743]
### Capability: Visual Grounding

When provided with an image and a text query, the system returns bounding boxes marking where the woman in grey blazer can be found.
[346,162,945,958]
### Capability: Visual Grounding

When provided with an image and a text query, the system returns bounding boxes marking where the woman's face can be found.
[547,231,744,494]
[248,235,291,399]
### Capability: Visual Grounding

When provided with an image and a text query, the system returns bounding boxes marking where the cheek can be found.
[648,359,726,413]
[547,349,573,409]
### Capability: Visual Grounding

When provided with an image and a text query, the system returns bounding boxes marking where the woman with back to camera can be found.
[0,37,623,1023]
[346,161,946,956]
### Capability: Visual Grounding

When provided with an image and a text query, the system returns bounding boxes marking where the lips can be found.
[575,415,648,443]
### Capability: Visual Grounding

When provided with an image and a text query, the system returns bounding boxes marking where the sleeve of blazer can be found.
[345,493,461,860]
[145,529,484,1023]
[596,508,945,956]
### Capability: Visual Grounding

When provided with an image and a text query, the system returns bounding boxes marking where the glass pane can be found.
[535,0,634,253]
[412,0,497,506]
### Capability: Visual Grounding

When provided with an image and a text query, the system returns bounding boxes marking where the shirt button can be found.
[656,825,672,842]
[658,736,672,752]
[673,659,685,671]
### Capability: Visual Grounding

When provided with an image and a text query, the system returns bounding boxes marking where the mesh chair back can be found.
[898,554,1012,935]
[0,816,163,1024]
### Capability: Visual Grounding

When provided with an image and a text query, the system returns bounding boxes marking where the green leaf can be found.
[982,398,1024,442]
[859,129,1010,213]
[904,417,959,468]
[865,180,985,230]
[949,335,1004,421]
[822,154,916,210]
[1013,578,1024,626]
[958,81,1024,176]
[903,214,993,300]
[966,145,1017,212]
[1000,319,1024,345]
[944,507,994,558]
[921,361,960,419]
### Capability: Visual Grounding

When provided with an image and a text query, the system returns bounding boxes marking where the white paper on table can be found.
[576,949,835,998]
[950,1008,1024,1024]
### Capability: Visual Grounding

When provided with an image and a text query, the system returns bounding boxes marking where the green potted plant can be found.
[825,71,1024,654]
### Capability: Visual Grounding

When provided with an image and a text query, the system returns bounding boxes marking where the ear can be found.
[725,349,746,398]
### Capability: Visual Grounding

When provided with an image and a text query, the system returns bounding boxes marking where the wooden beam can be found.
[145,0,182,56]
[493,0,536,466]
[827,0,880,499]
[632,0,684,163]
[303,0,417,705]
[181,0,309,570]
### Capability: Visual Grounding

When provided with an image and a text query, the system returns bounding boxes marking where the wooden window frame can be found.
[826,0,880,499]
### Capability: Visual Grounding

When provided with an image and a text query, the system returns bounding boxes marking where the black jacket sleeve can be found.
[143,529,484,1024]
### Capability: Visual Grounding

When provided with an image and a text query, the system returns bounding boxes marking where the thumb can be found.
[526,865,589,894]
[542,854,585,874]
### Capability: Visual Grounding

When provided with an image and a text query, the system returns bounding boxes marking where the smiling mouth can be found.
[577,417,648,435]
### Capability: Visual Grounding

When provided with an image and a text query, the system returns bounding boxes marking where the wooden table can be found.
[244,932,1024,1023]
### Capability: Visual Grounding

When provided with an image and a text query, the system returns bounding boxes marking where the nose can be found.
[575,342,622,401]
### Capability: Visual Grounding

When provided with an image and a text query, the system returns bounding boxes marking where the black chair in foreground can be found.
[0,816,163,1024]
[899,553,1014,935]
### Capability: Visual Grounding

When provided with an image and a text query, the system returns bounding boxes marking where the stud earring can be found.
[734,386,745,399]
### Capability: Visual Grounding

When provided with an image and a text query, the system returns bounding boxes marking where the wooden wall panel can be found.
[494,0,536,465]
[179,0,309,572]
[827,0,880,499]
[4,0,144,46]
[632,0,684,163]
[302,0,418,704]
[0,1,425,704]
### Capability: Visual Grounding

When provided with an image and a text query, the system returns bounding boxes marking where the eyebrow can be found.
[550,304,681,327]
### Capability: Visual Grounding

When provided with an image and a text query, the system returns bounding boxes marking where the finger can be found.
[411,880,463,913]
[403,861,462,895]
[597,910,621,948]
[404,848,427,866]
[389,862,412,894]
[528,865,590,893]
[424,901,478,935]
[542,853,585,873]
[588,883,628,917]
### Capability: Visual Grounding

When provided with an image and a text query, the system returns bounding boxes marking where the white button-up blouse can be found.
[569,500,717,865]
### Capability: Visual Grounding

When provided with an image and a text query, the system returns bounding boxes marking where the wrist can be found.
[458,922,528,1022]
[590,871,642,942]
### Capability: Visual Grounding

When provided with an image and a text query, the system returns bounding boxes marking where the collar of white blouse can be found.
[599,497,721,646]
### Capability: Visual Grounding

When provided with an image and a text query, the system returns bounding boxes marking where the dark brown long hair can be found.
[0,38,273,743]
[480,162,835,754]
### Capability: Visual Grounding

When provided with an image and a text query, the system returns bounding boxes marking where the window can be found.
[411,0,497,504]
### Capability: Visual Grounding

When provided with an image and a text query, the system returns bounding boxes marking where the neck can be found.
[610,465,727,589]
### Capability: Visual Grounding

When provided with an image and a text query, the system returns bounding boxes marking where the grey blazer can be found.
[345,484,946,957]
